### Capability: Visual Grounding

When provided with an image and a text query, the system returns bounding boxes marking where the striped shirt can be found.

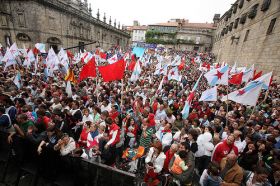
[140,127,154,148]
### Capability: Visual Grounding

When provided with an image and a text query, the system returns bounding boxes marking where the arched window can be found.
[239,0,244,9]
[261,0,271,11]
[240,13,247,24]
[16,33,31,41]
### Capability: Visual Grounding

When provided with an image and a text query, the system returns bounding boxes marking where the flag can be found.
[58,48,69,70]
[35,43,46,53]
[249,72,272,90]
[23,50,36,68]
[154,64,168,75]
[13,72,21,89]
[107,54,118,64]
[156,76,165,94]
[229,72,243,85]
[253,70,262,80]
[100,51,107,59]
[9,43,19,57]
[204,65,229,86]
[221,81,264,106]
[168,67,181,81]
[79,57,97,81]
[67,50,74,59]
[199,86,218,102]
[181,73,203,119]
[130,60,141,82]
[128,60,136,71]
[64,68,76,82]
[66,81,72,97]
[1,47,15,63]
[242,64,254,83]
[98,59,125,82]
[230,62,237,74]
[81,52,94,64]
[178,56,186,71]
[46,48,59,70]
[171,55,181,66]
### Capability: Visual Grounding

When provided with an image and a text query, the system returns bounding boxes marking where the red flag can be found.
[79,57,96,81]
[253,71,262,80]
[33,47,39,56]
[229,72,243,85]
[67,51,74,59]
[270,75,273,86]
[98,59,125,82]
[100,52,107,59]
[128,60,136,71]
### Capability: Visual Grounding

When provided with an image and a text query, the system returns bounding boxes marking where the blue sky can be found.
[89,0,235,26]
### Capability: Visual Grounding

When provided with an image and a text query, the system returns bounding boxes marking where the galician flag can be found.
[23,50,36,68]
[199,86,218,102]
[204,65,229,86]
[171,55,181,66]
[168,67,181,81]
[248,72,273,90]
[130,60,141,82]
[107,54,118,64]
[242,64,254,83]
[9,43,19,57]
[13,72,21,89]
[182,73,203,119]
[221,80,264,106]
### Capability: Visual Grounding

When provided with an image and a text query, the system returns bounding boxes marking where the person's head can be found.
[52,108,63,121]
[226,134,235,146]
[101,111,109,120]
[83,108,90,116]
[207,161,220,176]
[233,130,242,140]
[247,142,256,152]
[226,153,238,168]
[164,123,171,130]
[179,141,190,152]
[16,114,28,124]
[105,117,113,126]
[61,133,70,144]
[152,141,163,155]
[170,143,179,153]
[178,150,188,160]
[254,166,270,183]
[188,128,198,141]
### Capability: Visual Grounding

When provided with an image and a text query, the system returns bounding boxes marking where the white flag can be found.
[46,48,59,70]
[199,86,217,102]
[204,65,229,86]
[58,48,69,70]
[242,64,254,83]
[66,81,72,97]
[221,81,264,106]
[107,54,118,64]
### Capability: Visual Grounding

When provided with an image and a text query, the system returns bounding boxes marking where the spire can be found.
[118,22,120,29]
[109,16,112,25]
[114,19,116,27]
[103,13,106,23]
[97,9,100,20]
[89,3,92,15]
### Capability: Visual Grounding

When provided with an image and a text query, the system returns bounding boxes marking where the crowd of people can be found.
[0,44,279,186]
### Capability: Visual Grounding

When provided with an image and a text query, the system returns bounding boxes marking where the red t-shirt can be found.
[211,140,239,163]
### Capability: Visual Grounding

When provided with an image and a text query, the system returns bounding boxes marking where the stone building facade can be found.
[146,19,216,52]
[212,0,280,77]
[0,0,130,52]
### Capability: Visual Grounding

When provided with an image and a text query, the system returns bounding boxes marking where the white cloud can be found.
[88,0,235,26]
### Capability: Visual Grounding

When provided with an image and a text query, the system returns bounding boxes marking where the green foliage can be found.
[145,31,177,44]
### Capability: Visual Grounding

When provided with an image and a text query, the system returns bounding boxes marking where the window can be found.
[244,30,250,42]
[234,18,240,28]
[248,4,259,19]
[18,13,26,27]
[261,0,271,11]
[267,18,277,35]
[240,13,247,24]
[79,42,85,52]
[229,22,234,31]
[233,4,238,14]
[239,0,244,9]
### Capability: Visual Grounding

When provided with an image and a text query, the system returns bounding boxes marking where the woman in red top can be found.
[78,121,91,148]
[124,118,138,149]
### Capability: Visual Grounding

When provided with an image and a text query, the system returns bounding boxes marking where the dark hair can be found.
[105,117,113,125]
[0,107,5,114]
[181,141,190,151]
[207,161,220,176]
[188,128,198,141]
[178,150,188,159]
[152,141,163,153]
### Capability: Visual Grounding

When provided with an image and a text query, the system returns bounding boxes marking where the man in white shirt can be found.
[155,105,167,121]
[233,130,246,154]
[155,123,172,149]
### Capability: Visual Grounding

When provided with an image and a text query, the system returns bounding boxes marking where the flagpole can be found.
[226,84,229,126]
[121,78,124,114]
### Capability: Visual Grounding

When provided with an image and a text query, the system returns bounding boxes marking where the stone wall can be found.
[0,0,130,52]
[212,0,280,78]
